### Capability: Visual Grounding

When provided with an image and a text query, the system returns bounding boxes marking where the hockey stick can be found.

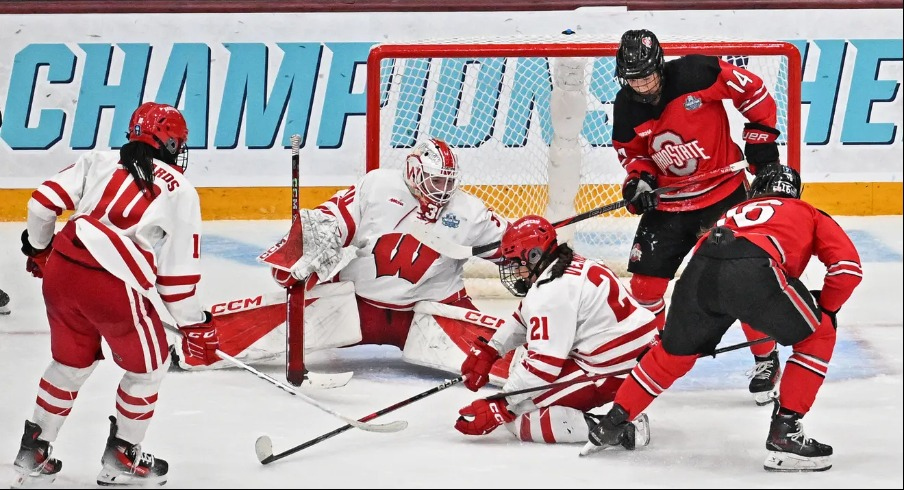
[163,322,406,433]
[255,376,464,465]
[286,134,306,386]
[485,335,773,402]
[262,135,352,387]
[412,161,750,260]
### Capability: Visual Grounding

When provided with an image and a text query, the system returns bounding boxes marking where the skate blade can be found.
[753,389,778,406]
[764,451,832,472]
[11,471,57,489]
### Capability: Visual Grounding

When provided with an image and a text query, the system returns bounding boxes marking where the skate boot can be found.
[580,404,650,456]
[747,349,781,406]
[96,416,168,486]
[764,406,833,472]
[11,420,62,488]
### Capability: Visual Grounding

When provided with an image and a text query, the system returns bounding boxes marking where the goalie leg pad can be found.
[404,302,514,384]
[173,282,361,370]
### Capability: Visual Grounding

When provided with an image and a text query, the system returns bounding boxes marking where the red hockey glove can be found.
[461,337,501,392]
[454,398,516,436]
[179,312,221,365]
[622,172,659,215]
[271,267,299,289]
[742,122,781,169]
[21,230,54,279]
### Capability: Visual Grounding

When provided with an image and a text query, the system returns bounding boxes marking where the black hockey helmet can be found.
[616,29,664,83]
[749,165,802,199]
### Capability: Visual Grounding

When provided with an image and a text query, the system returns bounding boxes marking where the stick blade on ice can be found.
[255,435,274,463]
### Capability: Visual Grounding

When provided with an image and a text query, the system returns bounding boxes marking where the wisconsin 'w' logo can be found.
[373,233,440,284]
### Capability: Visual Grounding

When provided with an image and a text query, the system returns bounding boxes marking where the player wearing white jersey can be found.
[455,215,658,445]
[12,103,220,488]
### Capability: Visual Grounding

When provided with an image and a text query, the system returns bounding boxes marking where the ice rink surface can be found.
[0,216,901,488]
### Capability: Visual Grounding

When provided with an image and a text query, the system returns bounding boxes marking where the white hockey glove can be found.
[289,209,344,281]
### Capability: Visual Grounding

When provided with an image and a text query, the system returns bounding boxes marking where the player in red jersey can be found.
[612,29,785,403]
[585,166,862,472]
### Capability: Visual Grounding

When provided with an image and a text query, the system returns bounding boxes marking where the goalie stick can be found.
[411,160,750,260]
[163,322,405,433]
[258,134,352,388]
[255,376,464,464]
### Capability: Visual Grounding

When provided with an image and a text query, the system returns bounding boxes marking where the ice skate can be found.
[11,420,61,489]
[96,416,168,486]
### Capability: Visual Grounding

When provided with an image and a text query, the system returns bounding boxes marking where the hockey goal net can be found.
[365,35,801,295]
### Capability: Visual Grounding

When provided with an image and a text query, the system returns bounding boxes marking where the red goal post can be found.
[364,36,801,286]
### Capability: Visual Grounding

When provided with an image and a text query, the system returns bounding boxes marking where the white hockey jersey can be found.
[488,254,657,406]
[316,168,507,309]
[26,151,206,327]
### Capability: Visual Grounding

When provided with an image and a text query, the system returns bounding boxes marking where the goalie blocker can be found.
[170,285,516,383]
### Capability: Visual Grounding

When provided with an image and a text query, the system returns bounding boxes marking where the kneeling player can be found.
[454,215,658,446]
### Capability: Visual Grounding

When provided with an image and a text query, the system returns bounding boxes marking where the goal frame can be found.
[365,40,801,173]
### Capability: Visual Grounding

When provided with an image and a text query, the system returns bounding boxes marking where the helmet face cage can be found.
[616,29,665,102]
[127,102,190,172]
[748,165,802,199]
[497,215,557,297]
[405,138,460,208]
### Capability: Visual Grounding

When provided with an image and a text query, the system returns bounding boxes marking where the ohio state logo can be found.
[650,131,711,177]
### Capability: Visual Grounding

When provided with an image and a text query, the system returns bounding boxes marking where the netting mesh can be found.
[366,36,798,295]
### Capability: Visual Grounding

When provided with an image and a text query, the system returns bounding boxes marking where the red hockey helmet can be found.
[498,215,558,297]
[127,102,190,171]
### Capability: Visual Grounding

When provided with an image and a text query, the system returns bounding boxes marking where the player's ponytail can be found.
[536,243,574,288]
[119,141,157,198]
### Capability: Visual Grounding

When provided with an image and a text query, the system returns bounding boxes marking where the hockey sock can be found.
[779,314,836,415]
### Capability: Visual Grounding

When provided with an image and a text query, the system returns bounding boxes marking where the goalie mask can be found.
[127,102,190,172]
[616,29,665,105]
[749,165,802,199]
[405,138,460,221]
[498,215,558,297]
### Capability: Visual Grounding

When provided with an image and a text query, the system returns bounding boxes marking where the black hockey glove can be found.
[809,290,838,330]
[587,404,637,450]
[622,172,659,215]
[742,122,781,170]
[21,230,54,279]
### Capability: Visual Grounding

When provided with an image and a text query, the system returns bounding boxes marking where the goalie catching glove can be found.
[270,209,344,288]
[178,312,221,365]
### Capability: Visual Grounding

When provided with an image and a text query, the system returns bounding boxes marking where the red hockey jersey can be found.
[613,54,778,212]
[702,197,862,313]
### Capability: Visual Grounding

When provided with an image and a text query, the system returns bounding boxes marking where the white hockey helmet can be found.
[404,138,460,209]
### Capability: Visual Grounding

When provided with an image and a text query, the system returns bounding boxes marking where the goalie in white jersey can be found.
[272,137,509,349]
[12,102,220,488]
[184,138,511,378]
[454,215,658,445]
